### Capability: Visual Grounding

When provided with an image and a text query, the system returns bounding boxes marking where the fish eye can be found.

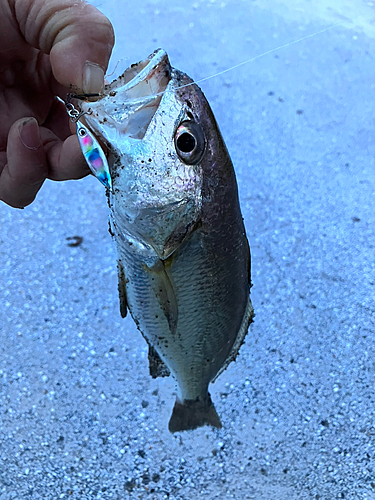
[78,127,86,137]
[174,121,205,164]
[177,133,196,153]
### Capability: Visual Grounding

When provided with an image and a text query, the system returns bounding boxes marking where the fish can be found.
[78,49,254,432]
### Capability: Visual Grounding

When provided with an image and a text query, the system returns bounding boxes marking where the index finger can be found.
[14,0,115,93]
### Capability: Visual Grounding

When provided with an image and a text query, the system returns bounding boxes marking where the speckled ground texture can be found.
[1,0,375,499]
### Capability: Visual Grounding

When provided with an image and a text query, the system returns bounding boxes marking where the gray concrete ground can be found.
[1,0,375,498]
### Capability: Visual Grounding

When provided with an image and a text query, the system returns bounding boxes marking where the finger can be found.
[15,0,115,93]
[42,96,72,141]
[0,117,47,208]
[40,127,90,181]
[0,152,6,180]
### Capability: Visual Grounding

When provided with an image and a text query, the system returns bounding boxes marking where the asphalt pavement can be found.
[1,0,375,498]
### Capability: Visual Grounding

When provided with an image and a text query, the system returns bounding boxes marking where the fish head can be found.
[81,49,223,260]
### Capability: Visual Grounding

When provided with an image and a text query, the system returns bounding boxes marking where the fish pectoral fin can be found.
[168,393,222,433]
[117,260,128,318]
[162,217,202,260]
[145,259,178,335]
[148,344,170,378]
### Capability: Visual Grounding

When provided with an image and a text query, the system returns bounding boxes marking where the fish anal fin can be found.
[168,394,222,433]
[148,345,170,378]
[117,260,128,318]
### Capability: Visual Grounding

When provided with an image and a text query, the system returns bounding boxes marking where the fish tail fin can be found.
[168,393,222,433]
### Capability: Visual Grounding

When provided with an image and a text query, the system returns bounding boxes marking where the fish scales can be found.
[80,49,254,432]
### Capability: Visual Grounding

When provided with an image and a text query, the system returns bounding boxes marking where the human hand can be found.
[0,0,114,208]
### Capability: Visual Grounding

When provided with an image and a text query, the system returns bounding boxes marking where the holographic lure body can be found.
[63,94,112,190]
[76,121,112,190]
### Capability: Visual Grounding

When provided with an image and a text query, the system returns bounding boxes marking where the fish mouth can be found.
[83,49,172,141]
[108,49,171,99]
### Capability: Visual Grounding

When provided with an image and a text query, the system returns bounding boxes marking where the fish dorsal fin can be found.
[211,235,253,382]
[246,235,251,286]
[211,297,254,383]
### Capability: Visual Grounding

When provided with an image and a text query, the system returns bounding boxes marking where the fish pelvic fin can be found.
[168,394,222,433]
[148,345,170,378]
[117,260,128,318]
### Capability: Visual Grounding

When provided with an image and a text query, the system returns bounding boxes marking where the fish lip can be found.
[81,48,172,142]
[104,48,171,97]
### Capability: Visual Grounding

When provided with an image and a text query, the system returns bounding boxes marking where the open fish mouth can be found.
[82,49,172,141]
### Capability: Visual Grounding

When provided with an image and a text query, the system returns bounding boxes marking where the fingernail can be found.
[83,61,105,94]
[19,118,41,150]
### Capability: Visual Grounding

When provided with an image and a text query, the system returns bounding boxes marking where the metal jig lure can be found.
[65,94,112,191]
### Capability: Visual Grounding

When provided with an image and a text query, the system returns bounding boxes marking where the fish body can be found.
[80,50,253,432]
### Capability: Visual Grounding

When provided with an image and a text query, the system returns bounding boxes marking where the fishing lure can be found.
[65,95,112,190]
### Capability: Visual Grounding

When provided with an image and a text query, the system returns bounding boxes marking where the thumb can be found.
[15,0,115,93]
[0,117,47,208]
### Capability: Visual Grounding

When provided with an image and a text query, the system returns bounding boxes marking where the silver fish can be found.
[80,49,254,432]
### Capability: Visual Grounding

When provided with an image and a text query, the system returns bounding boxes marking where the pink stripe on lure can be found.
[76,122,112,190]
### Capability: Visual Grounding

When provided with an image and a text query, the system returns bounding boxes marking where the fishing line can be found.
[178,21,343,90]
[79,21,344,107]
[106,58,126,78]
[104,21,343,103]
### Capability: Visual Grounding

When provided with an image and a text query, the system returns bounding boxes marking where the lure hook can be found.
[63,93,112,191]
[64,94,93,123]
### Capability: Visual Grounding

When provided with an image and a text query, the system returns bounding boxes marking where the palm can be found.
[0,55,58,136]
[0,0,114,208]
[0,18,72,177]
